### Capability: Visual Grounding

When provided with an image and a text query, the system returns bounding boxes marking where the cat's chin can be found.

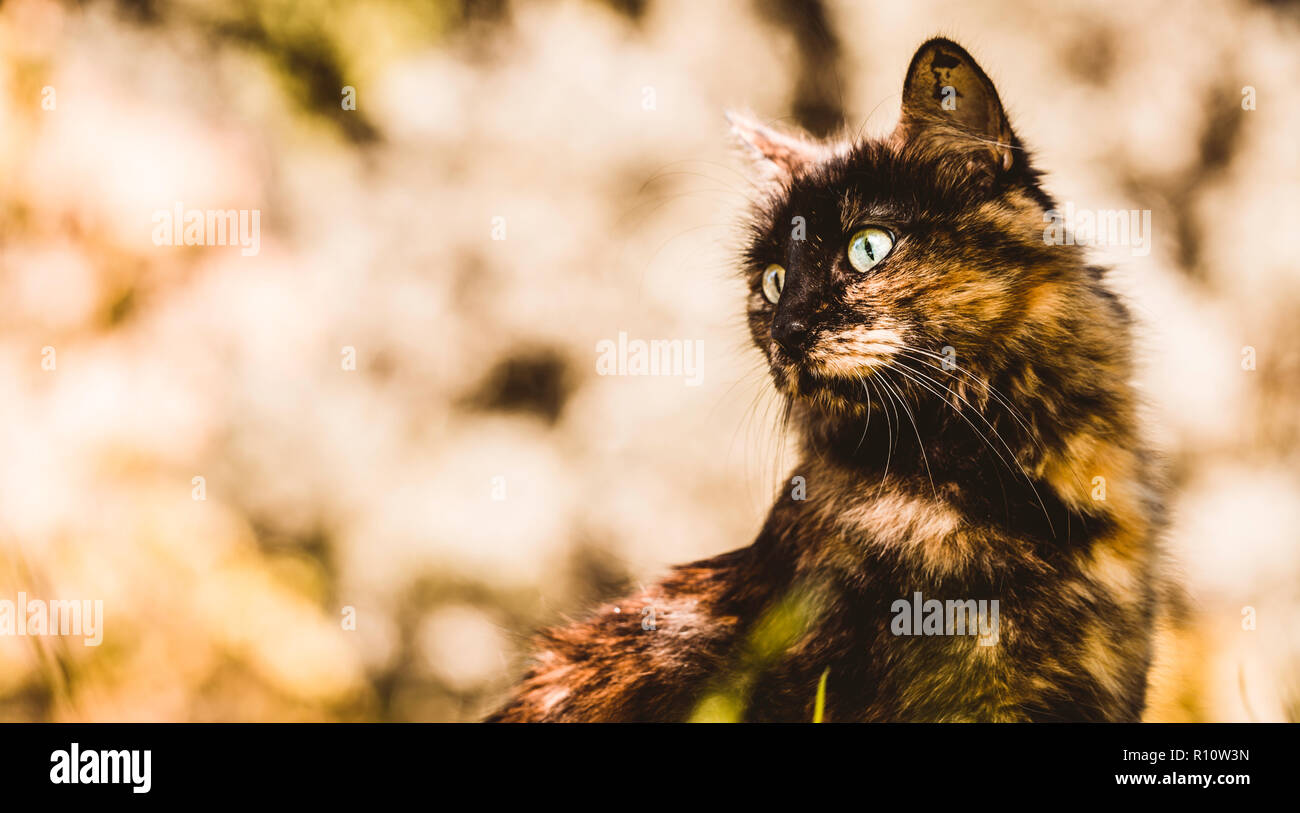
[771,364,877,416]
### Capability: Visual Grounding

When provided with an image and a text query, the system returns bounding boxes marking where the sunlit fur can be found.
[489,38,1167,722]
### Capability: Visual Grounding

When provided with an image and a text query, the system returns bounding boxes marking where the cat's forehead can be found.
[764,138,984,233]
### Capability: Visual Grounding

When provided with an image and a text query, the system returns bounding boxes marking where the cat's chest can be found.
[756,500,1088,720]
[793,482,1070,585]
[747,474,1139,720]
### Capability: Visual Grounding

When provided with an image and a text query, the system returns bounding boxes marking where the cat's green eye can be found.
[762,264,785,304]
[847,227,894,273]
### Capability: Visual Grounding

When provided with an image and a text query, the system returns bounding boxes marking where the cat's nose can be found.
[772,316,810,355]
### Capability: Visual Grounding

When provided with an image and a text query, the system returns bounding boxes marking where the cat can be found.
[488,37,1165,722]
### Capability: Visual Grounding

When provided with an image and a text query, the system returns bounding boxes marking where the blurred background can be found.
[0,0,1297,722]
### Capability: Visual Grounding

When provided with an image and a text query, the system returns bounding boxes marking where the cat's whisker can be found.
[852,92,901,146]
[614,187,754,232]
[893,345,1093,504]
[886,358,1058,538]
[872,368,899,500]
[637,158,768,199]
[776,394,796,498]
[853,371,873,455]
[882,360,1017,476]
[727,375,772,498]
[879,366,939,502]
[883,362,1037,519]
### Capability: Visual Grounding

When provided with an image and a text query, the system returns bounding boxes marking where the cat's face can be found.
[734,39,1071,417]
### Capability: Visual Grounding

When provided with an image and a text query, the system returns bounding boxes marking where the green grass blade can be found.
[812,667,830,723]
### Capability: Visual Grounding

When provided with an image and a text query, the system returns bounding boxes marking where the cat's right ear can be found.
[727,111,826,184]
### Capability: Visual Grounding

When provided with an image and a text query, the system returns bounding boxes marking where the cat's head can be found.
[733,38,1108,420]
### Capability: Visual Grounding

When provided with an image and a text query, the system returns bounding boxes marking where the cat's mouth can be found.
[771,332,899,407]
[773,327,902,399]
[772,356,891,411]
[767,320,909,411]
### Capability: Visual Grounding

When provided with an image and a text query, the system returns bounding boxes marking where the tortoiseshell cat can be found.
[490,38,1164,722]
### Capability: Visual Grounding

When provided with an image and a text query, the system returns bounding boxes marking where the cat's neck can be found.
[792,391,1038,484]
[778,371,1148,576]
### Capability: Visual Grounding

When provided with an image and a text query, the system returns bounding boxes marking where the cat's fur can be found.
[489,37,1164,722]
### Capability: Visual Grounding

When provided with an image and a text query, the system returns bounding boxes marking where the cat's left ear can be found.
[727,111,828,184]
[894,38,1017,174]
